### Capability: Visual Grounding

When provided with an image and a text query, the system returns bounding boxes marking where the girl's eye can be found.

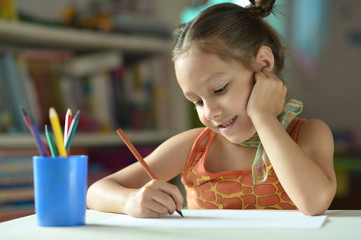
[194,99,203,107]
[214,83,229,94]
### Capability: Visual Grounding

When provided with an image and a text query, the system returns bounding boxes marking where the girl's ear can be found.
[254,46,274,72]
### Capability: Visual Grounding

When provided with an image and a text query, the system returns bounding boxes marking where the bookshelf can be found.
[0,1,190,222]
[0,20,171,53]
[0,130,175,149]
[0,20,190,148]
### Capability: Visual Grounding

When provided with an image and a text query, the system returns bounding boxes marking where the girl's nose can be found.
[204,102,222,120]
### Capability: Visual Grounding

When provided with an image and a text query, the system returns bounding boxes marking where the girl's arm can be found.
[247,71,336,216]
[86,128,203,218]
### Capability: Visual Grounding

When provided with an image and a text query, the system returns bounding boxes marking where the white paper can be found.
[96,210,327,229]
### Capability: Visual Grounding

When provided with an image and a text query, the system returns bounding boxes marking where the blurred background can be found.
[0,0,360,221]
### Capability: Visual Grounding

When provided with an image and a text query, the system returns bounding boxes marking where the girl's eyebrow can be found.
[183,72,227,98]
[184,91,196,100]
[205,72,226,83]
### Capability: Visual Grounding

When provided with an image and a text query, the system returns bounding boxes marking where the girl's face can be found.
[175,48,256,144]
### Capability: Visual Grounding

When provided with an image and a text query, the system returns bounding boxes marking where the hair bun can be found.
[246,0,275,19]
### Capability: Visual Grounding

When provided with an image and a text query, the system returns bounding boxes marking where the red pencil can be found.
[20,106,50,157]
[116,128,157,179]
[64,108,73,145]
[116,128,183,217]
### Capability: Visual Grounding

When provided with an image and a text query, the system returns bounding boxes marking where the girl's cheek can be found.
[224,93,245,112]
[197,109,208,126]
[198,113,205,124]
[235,88,253,110]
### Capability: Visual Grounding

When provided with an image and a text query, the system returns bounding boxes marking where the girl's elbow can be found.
[86,178,108,209]
[86,181,99,209]
[298,200,329,216]
[299,205,328,216]
[298,188,336,216]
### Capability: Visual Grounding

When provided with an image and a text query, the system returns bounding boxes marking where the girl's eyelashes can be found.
[191,83,229,108]
[214,83,229,94]
[194,99,204,107]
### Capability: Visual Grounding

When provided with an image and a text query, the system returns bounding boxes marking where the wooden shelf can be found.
[0,19,189,149]
[73,130,176,147]
[0,130,177,149]
[0,20,171,53]
[0,3,190,222]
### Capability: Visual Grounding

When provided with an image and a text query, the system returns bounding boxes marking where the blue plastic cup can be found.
[33,155,88,227]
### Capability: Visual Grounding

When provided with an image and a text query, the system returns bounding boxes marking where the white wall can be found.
[291,0,361,148]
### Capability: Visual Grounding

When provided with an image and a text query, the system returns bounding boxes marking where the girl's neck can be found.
[204,133,257,173]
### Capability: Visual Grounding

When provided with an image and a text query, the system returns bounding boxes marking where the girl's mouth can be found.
[218,116,237,131]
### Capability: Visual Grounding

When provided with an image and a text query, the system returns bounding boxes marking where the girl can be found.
[87,1,336,217]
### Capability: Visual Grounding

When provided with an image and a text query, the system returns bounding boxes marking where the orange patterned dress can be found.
[181,118,305,210]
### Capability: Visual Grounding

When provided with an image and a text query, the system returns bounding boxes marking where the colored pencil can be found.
[20,107,49,157]
[20,106,31,129]
[64,108,72,145]
[45,124,57,157]
[116,128,183,217]
[49,107,67,157]
[31,125,48,156]
[116,128,157,179]
[65,110,80,152]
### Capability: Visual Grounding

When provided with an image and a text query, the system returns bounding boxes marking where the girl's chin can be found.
[226,136,248,145]
[218,128,257,144]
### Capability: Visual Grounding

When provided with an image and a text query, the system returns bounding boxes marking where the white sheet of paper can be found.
[97,210,327,229]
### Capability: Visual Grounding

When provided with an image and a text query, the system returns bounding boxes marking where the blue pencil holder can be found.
[33,155,88,227]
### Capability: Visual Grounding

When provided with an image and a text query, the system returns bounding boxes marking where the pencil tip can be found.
[73,110,80,119]
[19,106,27,116]
[176,210,184,218]
[66,108,72,115]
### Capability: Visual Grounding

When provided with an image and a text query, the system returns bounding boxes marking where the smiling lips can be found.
[218,116,237,130]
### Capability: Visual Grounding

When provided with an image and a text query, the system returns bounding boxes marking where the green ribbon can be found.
[239,99,303,184]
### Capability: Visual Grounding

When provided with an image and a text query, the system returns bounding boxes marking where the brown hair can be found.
[172,0,285,76]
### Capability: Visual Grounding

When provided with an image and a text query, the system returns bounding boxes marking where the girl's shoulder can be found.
[142,128,207,180]
[152,127,206,158]
[297,119,334,154]
[299,119,332,137]
[166,127,206,147]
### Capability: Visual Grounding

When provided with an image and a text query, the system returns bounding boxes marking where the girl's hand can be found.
[247,71,287,120]
[125,180,183,218]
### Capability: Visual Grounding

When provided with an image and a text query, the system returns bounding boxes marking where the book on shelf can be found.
[20,50,73,126]
[0,59,13,133]
[0,49,170,133]
[0,0,18,21]
[62,51,122,131]
[0,205,35,222]
[0,148,37,179]
[116,55,170,131]
[62,51,122,76]
[15,56,42,125]
[0,148,36,222]
[62,51,170,132]
[0,188,34,203]
[0,52,29,132]
[151,55,172,131]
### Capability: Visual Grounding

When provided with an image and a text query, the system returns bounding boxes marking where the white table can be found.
[1,210,360,240]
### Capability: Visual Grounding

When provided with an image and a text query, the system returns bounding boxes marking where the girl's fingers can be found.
[146,198,171,217]
[156,182,184,211]
[151,190,177,215]
[248,71,287,118]
[141,180,184,216]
